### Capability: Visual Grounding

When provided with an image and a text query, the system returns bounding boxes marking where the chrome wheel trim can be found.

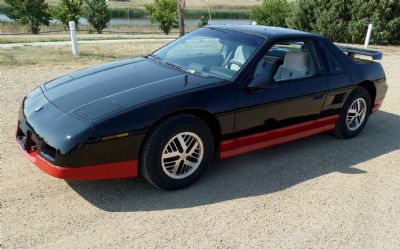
[161,132,204,179]
[346,98,367,131]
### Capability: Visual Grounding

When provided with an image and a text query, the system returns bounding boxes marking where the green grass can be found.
[0,40,169,67]
[0,35,174,44]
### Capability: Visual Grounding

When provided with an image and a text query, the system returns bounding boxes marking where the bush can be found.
[4,0,51,34]
[287,0,400,44]
[84,0,111,34]
[52,0,83,29]
[145,0,178,35]
[286,0,317,32]
[313,0,353,43]
[198,16,208,27]
[250,0,292,27]
[349,0,400,44]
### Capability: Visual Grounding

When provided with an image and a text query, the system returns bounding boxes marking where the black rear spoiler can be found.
[337,45,382,60]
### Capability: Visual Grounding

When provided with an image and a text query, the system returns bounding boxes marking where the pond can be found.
[0,13,252,26]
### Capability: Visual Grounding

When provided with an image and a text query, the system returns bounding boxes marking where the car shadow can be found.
[66,110,400,212]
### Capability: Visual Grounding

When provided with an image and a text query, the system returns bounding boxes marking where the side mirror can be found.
[247,75,277,92]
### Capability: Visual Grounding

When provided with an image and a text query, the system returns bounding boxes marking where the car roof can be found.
[207,24,321,40]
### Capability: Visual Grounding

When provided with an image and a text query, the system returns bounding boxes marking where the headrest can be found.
[234,45,255,61]
[283,50,310,72]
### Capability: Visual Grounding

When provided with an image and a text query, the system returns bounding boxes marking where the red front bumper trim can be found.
[17,141,138,180]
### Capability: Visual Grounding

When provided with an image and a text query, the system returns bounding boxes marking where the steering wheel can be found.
[227,60,243,69]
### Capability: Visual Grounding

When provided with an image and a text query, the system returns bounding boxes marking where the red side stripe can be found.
[372,98,384,113]
[17,141,138,180]
[219,115,339,159]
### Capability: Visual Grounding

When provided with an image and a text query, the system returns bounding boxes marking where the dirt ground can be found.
[1,44,399,249]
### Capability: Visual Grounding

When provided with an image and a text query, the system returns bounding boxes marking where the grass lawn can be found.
[0,40,170,67]
[0,34,175,44]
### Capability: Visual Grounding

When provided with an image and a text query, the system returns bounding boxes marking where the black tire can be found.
[140,114,214,190]
[333,86,371,139]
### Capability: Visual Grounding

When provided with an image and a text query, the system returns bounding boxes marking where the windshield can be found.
[152,27,265,80]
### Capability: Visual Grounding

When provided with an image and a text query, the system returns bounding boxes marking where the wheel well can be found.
[142,109,222,156]
[358,81,376,105]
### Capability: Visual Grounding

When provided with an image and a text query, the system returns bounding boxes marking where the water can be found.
[0,13,252,26]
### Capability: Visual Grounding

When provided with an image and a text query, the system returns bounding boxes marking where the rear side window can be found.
[317,42,343,74]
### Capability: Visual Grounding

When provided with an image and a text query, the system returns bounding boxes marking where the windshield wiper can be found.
[188,70,210,77]
[164,61,209,77]
[164,61,191,73]
[147,53,162,63]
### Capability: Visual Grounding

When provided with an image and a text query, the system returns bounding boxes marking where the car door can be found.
[220,39,329,158]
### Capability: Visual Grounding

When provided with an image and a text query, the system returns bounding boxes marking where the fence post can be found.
[69,21,79,56]
[364,23,373,48]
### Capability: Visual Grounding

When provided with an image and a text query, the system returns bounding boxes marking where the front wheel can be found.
[333,87,371,138]
[140,114,214,190]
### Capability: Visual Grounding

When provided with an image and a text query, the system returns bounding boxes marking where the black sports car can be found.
[16,25,388,190]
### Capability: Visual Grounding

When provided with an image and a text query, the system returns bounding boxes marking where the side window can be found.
[253,40,317,81]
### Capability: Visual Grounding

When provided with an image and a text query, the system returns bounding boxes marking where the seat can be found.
[227,45,255,71]
[274,50,314,81]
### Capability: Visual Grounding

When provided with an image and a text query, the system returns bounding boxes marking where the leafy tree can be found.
[313,0,353,42]
[250,0,292,27]
[145,0,178,35]
[349,0,400,44]
[52,0,83,29]
[286,0,318,32]
[84,0,111,34]
[286,0,400,44]
[198,16,208,27]
[4,0,51,34]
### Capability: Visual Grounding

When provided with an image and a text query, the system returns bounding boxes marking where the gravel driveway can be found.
[1,46,399,249]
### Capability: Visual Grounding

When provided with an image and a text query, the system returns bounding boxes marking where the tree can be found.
[84,0,111,34]
[198,16,208,28]
[177,0,185,37]
[52,0,83,29]
[250,0,292,27]
[145,0,178,35]
[286,0,318,32]
[349,0,400,44]
[313,0,353,43]
[4,0,51,34]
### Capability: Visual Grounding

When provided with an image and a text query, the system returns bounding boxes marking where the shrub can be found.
[250,0,292,27]
[198,16,208,27]
[145,0,178,35]
[84,0,111,34]
[313,0,353,43]
[286,0,318,32]
[52,0,83,29]
[349,0,400,44]
[287,0,400,44]
[4,0,51,34]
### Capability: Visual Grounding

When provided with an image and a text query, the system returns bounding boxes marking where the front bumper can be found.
[16,138,138,180]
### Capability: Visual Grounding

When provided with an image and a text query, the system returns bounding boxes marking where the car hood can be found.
[42,57,224,122]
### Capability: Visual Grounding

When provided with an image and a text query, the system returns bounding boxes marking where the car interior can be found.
[253,41,316,82]
[163,38,316,81]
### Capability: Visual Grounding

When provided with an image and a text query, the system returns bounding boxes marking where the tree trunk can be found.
[177,0,185,37]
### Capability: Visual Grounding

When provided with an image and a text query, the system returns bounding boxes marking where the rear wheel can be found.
[140,114,214,190]
[333,87,371,138]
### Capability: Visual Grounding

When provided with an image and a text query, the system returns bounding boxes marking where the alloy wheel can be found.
[161,132,204,179]
[346,98,367,131]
